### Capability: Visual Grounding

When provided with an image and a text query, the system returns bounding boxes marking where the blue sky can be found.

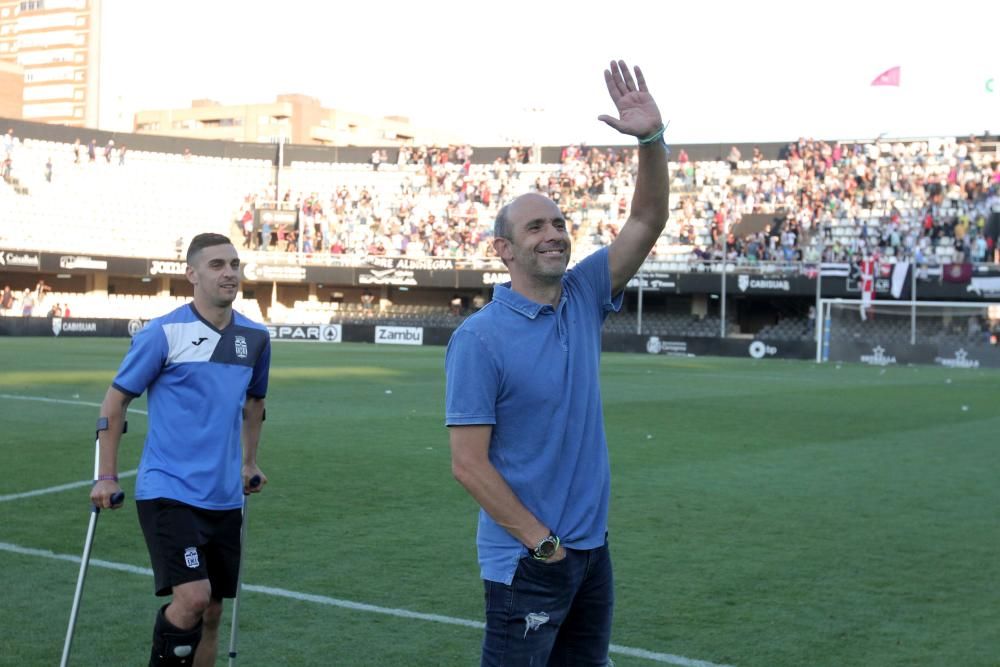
[99,0,1000,145]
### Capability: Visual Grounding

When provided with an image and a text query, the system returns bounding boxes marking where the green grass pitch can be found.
[1,338,998,666]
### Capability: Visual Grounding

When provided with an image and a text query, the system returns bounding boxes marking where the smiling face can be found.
[493,193,572,286]
[187,243,241,308]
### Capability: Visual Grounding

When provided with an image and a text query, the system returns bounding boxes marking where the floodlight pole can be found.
[720,220,727,339]
[814,239,824,360]
[636,267,643,335]
[910,259,918,345]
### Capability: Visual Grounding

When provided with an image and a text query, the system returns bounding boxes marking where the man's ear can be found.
[493,237,511,262]
[185,264,197,286]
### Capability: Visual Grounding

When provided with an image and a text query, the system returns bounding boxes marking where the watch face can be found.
[537,538,557,558]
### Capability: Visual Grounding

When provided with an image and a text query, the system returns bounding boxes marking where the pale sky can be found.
[98,0,1000,146]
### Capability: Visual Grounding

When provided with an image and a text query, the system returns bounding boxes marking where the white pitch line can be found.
[0,541,736,667]
[0,393,148,415]
[0,469,138,502]
[0,394,147,502]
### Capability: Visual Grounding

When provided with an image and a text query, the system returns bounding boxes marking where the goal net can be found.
[817,298,1000,368]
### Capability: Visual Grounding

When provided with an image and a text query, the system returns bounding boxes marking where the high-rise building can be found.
[0,0,100,127]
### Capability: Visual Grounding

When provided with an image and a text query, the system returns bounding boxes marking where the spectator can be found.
[360,289,375,314]
[727,145,741,171]
[20,288,35,317]
[0,285,13,313]
[35,279,51,305]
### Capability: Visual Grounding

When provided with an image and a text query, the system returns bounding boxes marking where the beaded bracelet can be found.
[97,474,119,482]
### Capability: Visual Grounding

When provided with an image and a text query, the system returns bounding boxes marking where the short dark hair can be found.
[493,203,512,240]
[186,233,233,264]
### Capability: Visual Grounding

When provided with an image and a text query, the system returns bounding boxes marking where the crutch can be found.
[227,474,261,666]
[60,419,126,667]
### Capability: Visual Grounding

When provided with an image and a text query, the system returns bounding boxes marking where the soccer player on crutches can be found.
[91,233,271,666]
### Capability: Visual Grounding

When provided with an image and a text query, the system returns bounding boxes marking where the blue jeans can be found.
[481,542,614,666]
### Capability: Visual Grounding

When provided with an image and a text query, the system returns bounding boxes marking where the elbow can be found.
[451,459,470,486]
[451,455,481,489]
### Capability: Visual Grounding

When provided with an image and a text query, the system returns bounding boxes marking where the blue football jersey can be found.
[113,303,270,509]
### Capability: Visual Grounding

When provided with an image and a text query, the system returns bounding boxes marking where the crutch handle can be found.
[110,491,126,507]
[249,475,261,488]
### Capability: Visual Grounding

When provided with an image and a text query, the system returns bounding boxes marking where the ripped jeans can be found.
[481,541,613,667]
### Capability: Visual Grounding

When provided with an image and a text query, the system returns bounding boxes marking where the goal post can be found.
[817,298,1000,368]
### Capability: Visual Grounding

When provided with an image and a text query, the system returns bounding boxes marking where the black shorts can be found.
[136,498,242,599]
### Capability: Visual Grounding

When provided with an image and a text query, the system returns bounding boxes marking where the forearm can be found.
[630,138,670,231]
[97,388,131,477]
[241,397,265,465]
[453,460,549,549]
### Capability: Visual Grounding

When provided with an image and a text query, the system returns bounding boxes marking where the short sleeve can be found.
[445,328,499,426]
[247,335,270,399]
[112,322,168,397]
[566,247,623,319]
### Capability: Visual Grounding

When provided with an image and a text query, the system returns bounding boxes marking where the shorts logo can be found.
[183,547,200,569]
[234,335,248,359]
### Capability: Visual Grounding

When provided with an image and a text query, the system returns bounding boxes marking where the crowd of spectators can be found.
[2,127,128,191]
[6,125,999,269]
[0,279,61,318]
[671,136,1000,267]
[235,141,640,261]
[233,136,1000,269]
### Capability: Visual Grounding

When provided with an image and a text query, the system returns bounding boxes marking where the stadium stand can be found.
[2,127,998,336]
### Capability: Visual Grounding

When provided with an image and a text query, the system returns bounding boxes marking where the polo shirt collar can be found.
[492,283,564,319]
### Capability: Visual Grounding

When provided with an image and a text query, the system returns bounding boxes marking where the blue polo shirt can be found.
[445,247,622,584]
[113,303,270,510]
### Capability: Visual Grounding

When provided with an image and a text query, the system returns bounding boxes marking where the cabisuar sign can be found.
[737,275,791,292]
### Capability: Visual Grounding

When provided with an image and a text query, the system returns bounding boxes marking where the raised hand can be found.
[597,60,663,139]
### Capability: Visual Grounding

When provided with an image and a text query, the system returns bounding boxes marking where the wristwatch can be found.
[529,534,560,561]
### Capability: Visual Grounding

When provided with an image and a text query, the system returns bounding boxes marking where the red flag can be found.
[860,257,877,320]
[871,66,901,87]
